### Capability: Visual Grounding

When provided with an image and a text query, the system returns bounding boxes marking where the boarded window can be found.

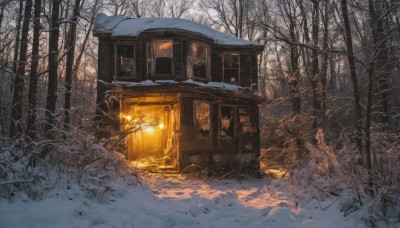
[223,53,239,83]
[194,101,210,137]
[187,42,209,79]
[153,40,173,75]
[220,106,235,138]
[116,45,135,78]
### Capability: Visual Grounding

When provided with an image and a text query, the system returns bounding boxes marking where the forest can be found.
[0,0,399,227]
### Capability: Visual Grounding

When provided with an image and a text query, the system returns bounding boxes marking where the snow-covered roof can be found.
[93,13,263,48]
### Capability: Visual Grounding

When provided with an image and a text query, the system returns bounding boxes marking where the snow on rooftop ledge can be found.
[111,79,244,91]
[93,13,263,47]
[183,79,242,91]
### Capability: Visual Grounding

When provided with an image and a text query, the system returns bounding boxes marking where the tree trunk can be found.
[0,0,5,32]
[340,0,363,157]
[311,0,322,127]
[10,0,32,137]
[298,0,312,113]
[366,63,374,171]
[365,0,391,171]
[368,0,390,125]
[328,50,336,95]
[12,0,23,74]
[320,0,329,114]
[64,0,82,131]
[286,0,301,114]
[26,0,41,140]
[45,0,61,136]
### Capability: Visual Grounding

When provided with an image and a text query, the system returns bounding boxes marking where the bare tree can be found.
[10,0,32,137]
[199,0,256,39]
[45,0,61,135]
[149,0,194,18]
[0,0,14,60]
[26,0,42,139]
[64,0,83,131]
[320,0,330,114]
[11,0,23,74]
[340,0,363,155]
[365,0,400,171]
[129,0,146,18]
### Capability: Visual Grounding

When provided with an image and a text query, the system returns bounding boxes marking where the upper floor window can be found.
[153,40,173,75]
[223,53,240,83]
[194,100,211,137]
[116,45,135,79]
[187,42,209,79]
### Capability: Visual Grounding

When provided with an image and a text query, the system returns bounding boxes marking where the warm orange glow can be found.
[154,40,173,57]
[158,41,172,49]
[126,115,132,121]
[127,105,173,163]
[143,126,155,133]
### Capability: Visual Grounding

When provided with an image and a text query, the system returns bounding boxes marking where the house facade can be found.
[93,13,264,174]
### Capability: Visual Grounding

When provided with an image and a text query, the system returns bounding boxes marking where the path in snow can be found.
[0,174,363,228]
[144,174,361,228]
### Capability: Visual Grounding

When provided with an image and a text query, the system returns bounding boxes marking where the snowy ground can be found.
[0,174,366,228]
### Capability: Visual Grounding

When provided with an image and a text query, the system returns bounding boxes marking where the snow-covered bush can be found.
[260,102,314,174]
[286,128,354,201]
[0,128,140,201]
[274,127,400,227]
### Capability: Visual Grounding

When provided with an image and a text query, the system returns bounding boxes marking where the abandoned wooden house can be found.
[93,13,264,174]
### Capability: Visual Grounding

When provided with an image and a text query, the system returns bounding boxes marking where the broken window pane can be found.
[187,42,209,79]
[116,45,135,78]
[239,107,255,151]
[220,106,235,138]
[239,107,256,133]
[153,40,173,75]
[223,53,239,83]
[194,101,210,137]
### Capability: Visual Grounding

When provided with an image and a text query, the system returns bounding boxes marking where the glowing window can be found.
[153,40,173,75]
[116,45,135,78]
[194,101,210,137]
[187,42,209,79]
[223,53,240,83]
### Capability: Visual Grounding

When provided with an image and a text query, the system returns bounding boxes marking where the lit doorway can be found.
[129,105,176,170]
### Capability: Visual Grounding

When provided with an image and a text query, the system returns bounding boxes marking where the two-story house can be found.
[93,13,264,174]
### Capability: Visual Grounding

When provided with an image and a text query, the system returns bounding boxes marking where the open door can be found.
[128,105,177,171]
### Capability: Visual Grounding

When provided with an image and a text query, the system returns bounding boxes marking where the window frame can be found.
[193,100,211,138]
[114,43,136,80]
[222,52,240,84]
[219,105,236,139]
[152,39,174,77]
[187,41,210,80]
[238,106,257,152]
